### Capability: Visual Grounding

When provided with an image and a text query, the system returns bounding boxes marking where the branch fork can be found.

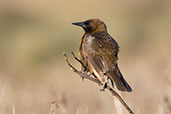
[63,52,134,114]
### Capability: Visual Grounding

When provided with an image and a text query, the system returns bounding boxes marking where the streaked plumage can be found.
[72,19,132,92]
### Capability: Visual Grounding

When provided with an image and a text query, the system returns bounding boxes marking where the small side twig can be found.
[64,52,101,84]
[63,52,134,114]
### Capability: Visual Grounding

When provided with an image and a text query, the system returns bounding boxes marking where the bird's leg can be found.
[81,56,89,81]
[100,72,109,91]
[83,56,89,72]
[64,52,134,114]
[107,77,114,88]
[100,82,108,91]
[81,56,88,73]
[71,52,97,82]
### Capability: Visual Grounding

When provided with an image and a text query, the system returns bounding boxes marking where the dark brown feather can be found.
[106,64,132,92]
[80,31,132,92]
[77,19,132,92]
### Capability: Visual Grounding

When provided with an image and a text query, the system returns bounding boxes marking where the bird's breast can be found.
[82,35,96,52]
[84,35,94,45]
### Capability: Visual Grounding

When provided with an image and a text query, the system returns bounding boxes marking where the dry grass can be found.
[0,0,171,114]
[0,56,170,114]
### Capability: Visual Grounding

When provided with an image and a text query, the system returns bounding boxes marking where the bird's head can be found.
[72,19,107,33]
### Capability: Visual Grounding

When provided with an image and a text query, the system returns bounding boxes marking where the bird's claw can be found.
[81,77,85,81]
[100,82,108,92]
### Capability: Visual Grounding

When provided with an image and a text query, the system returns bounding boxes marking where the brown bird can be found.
[72,19,132,92]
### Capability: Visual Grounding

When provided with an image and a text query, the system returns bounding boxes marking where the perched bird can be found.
[72,19,132,92]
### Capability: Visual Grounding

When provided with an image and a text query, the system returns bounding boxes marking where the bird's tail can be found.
[107,64,132,92]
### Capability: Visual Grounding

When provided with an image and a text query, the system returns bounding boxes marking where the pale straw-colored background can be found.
[0,0,171,114]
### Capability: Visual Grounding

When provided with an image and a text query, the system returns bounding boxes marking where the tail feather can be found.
[107,64,132,92]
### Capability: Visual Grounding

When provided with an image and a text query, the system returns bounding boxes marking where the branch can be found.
[63,52,134,114]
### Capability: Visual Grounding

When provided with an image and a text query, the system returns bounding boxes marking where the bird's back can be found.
[72,18,132,92]
[80,31,119,68]
[79,31,132,92]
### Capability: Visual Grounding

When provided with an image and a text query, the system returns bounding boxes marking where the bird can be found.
[72,18,132,92]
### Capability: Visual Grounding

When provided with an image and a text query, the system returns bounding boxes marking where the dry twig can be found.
[63,52,134,114]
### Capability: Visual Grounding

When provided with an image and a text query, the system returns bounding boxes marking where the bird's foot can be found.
[83,68,89,73]
[107,77,114,88]
[81,72,92,82]
[81,77,85,81]
[100,82,108,92]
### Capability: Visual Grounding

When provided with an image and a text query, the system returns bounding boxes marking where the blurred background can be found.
[0,0,171,114]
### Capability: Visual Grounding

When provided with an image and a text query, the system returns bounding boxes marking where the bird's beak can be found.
[72,22,86,28]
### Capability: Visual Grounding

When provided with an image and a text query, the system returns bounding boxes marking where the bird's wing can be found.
[107,64,132,92]
[87,53,115,87]
[87,53,106,83]
[91,31,120,66]
[90,32,132,92]
[84,32,119,83]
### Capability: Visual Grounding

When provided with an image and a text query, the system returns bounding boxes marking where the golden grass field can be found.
[0,0,171,114]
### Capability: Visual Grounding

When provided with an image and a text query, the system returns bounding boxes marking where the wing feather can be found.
[80,31,132,92]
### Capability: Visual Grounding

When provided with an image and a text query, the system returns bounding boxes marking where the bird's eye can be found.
[84,21,90,25]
